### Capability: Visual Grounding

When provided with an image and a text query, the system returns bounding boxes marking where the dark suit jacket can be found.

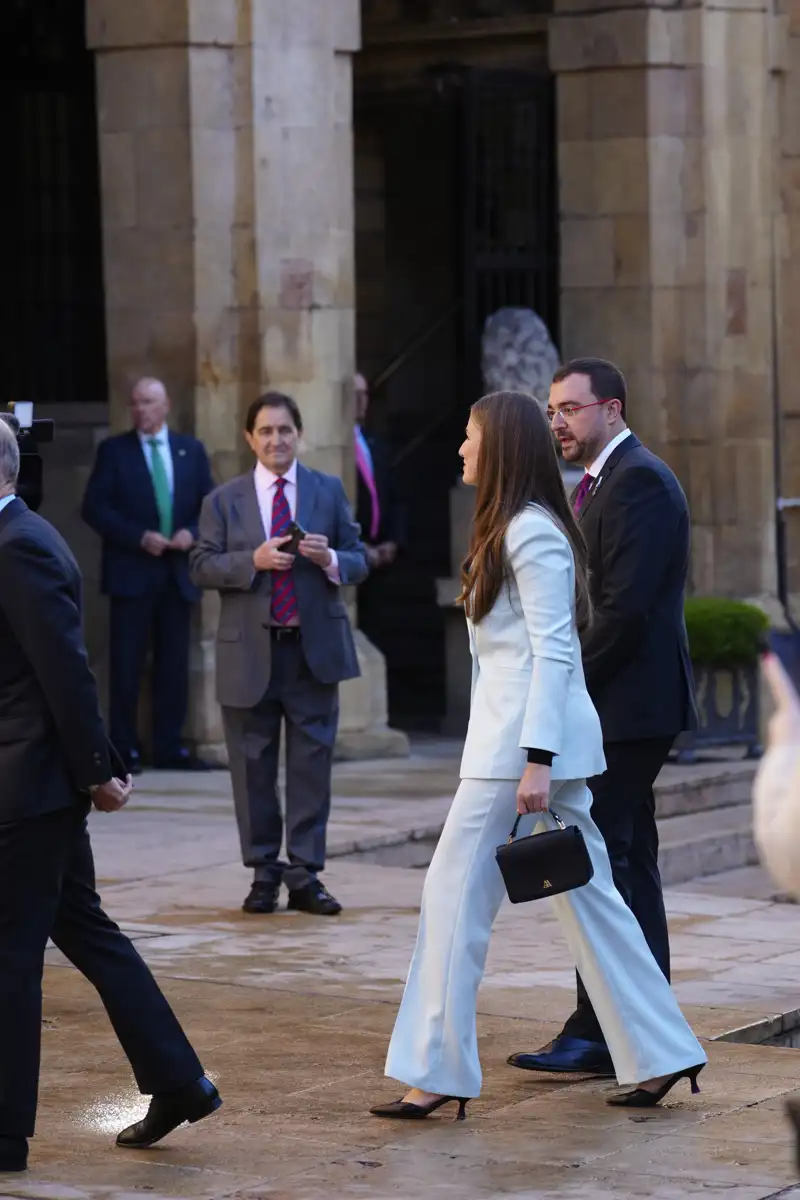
[356,429,404,548]
[81,429,214,602]
[577,433,698,743]
[0,498,113,821]
[189,463,369,707]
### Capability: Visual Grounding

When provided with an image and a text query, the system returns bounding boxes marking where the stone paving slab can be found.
[11,748,800,1199]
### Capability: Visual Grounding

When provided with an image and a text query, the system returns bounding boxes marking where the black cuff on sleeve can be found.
[526,748,554,767]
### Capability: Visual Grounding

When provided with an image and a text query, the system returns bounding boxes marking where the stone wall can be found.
[86,0,407,759]
[776,0,800,590]
[551,0,780,599]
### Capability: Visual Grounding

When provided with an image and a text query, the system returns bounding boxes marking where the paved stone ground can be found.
[7,746,800,1200]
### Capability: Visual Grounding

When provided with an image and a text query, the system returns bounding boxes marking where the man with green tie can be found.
[82,378,215,774]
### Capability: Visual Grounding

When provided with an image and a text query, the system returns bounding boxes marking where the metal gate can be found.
[1,0,107,407]
[461,68,559,401]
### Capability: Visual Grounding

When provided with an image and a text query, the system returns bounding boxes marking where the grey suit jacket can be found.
[189,464,368,708]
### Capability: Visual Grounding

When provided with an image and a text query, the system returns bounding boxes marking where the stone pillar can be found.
[88,0,408,761]
[551,1,779,598]
[776,1,800,591]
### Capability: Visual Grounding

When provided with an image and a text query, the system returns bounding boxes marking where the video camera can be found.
[1,403,55,512]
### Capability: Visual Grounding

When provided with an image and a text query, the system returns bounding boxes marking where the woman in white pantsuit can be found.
[371,391,706,1121]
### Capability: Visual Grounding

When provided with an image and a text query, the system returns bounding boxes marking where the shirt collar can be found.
[0,494,16,516]
[255,457,298,489]
[588,428,632,478]
[138,425,169,447]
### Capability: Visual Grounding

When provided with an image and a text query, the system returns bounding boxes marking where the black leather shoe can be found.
[116,1077,221,1149]
[507,1035,615,1077]
[287,881,342,916]
[153,749,214,771]
[242,882,279,914]
[0,1135,28,1172]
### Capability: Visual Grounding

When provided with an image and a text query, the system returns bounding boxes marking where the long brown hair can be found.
[457,391,592,631]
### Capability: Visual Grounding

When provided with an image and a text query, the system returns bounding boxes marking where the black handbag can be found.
[495,810,594,904]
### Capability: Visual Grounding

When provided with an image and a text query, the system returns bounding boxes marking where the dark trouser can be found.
[109,576,192,762]
[222,632,338,892]
[0,806,202,1137]
[562,736,675,1045]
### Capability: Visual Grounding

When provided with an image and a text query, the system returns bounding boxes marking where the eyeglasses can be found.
[546,400,609,424]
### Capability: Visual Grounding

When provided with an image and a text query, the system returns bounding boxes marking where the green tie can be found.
[147,437,173,537]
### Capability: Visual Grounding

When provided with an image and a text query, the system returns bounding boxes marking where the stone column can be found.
[88,0,408,761]
[551,0,779,598]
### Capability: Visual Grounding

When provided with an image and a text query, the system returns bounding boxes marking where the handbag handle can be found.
[507,809,566,844]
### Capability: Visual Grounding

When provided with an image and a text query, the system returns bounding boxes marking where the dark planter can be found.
[674,663,762,764]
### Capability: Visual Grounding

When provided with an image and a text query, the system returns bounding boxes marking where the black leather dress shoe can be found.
[507,1035,615,1077]
[0,1135,28,1172]
[153,749,213,771]
[116,1076,221,1149]
[287,881,342,916]
[242,881,279,914]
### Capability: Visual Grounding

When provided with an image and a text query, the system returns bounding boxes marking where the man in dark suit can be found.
[0,419,220,1175]
[190,392,368,917]
[353,373,405,655]
[509,357,697,1077]
[82,377,215,774]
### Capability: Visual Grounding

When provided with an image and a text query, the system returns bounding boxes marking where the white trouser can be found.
[385,777,706,1098]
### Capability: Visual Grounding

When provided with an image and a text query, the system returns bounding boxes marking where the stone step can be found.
[655,759,757,820]
[658,804,758,886]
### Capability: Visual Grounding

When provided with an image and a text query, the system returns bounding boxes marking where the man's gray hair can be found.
[0,415,21,488]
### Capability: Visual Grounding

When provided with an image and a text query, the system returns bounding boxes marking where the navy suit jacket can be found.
[81,430,214,602]
[577,433,698,742]
[0,498,116,820]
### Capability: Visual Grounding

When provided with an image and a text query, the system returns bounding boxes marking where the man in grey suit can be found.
[190,392,368,916]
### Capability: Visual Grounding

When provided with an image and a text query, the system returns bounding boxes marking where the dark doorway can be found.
[1,0,107,408]
[355,65,558,730]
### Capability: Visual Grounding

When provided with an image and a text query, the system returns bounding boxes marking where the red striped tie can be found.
[270,477,298,625]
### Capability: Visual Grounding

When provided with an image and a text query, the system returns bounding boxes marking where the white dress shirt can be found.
[0,494,16,517]
[138,425,174,495]
[587,428,632,479]
[253,459,340,585]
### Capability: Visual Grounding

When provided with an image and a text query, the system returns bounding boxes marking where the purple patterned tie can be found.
[270,477,298,625]
[572,472,594,515]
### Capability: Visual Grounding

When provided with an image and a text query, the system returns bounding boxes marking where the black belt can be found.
[269,626,302,642]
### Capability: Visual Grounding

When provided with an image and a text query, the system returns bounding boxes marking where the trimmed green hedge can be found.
[684,597,770,668]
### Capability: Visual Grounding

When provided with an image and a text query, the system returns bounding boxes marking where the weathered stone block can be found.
[98,132,137,231]
[560,219,616,288]
[95,49,190,133]
[649,135,701,215]
[188,0,243,46]
[557,73,591,141]
[188,47,239,132]
[87,0,189,49]
[648,67,702,137]
[135,126,194,231]
[613,215,650,286]
[558,141,596,218]
[590,68,648,140]
[594,138,649,215]
[650,213,705,288]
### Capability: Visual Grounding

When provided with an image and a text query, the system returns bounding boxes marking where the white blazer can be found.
[460,503,606,783]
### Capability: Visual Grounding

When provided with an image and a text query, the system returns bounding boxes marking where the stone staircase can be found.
[655,759,758,886]
[336,749,761,885]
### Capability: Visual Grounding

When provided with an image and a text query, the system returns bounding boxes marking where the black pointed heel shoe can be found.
[370,1095,469,1121]
[607,1063,705,1108]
